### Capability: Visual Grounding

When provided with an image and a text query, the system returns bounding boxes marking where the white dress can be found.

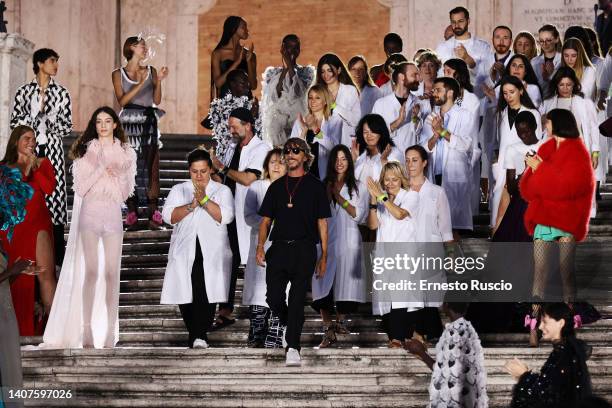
[242,179,271,307]
[160,180,234,304]
[332,83,361,147]
[372,188,420,316]
[312,182,368,303]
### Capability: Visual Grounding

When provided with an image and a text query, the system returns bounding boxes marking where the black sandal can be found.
[210,315,236,331]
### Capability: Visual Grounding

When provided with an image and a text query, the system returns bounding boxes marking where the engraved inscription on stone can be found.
[513,0,596,34]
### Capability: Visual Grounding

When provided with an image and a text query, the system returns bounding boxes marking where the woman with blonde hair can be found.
[561,38,597,100]
[513,31,539,60]
[367,161,420,348]
[290,84,342,180]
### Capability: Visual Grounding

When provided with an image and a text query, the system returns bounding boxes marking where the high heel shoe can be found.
[524,314,539,347]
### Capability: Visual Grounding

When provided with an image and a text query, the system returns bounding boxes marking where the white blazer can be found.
[333,83,361,147]
[372,92,421,157]
[160,180,234,304]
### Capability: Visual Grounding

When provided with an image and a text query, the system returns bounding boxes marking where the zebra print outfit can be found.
[10,78,72,226]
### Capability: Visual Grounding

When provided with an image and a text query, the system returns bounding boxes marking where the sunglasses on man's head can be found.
[283,147,304,155]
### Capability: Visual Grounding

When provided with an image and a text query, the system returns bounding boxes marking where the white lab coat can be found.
[580,66,598,102]
[372,188,420,316]
[333,83,361,147]
[355,147,405,188]
[380,80,394,97]
[458,90,482,215]
[435,35,492,86]
[160,180,235,304]
[420,104,475,230]
[242,179,271,307]
[290,116,342,180]
[233,137,270,263]
[312,182,368,303]
[360,85,382,116]
[372,92,421,156]
[531,53,562,97]
[475,51,514,99]
[489,105,542,227]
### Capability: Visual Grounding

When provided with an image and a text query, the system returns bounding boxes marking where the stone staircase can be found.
[19,134,612,407]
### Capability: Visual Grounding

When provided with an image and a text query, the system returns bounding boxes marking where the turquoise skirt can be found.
[533,224,573,241]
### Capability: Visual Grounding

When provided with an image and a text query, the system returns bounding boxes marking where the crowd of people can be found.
[1,3,612,407]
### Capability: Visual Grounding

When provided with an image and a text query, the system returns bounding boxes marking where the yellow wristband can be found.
[592,151,600,158]
[376,193,388,202]
[342,200,349,209]
[440,129,449,138]
[199,195,210,206]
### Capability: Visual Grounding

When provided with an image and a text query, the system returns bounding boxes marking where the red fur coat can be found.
[520,137,595,242]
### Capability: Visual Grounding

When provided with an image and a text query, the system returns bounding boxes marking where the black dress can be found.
[511,339,592,408]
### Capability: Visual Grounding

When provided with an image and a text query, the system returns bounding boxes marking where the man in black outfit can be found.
[256,137,330,366]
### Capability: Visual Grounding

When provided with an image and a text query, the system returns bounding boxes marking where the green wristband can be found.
[342,200,349,209]
[199,195,210,206]
[439,129,449,138]
[376,193,388,202]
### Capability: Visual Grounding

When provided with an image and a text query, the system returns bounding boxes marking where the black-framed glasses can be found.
[283,147,304,155]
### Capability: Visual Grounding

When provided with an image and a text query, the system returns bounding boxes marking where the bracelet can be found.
[186,203,195,212]
[439,129,449,138]
[342,200,349,209]
[199,195,210,207]
[592,151,600,158]
[369,203,377,210]
[376,193,388,202]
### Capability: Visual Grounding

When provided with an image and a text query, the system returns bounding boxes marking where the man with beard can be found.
[435,7,491,85]
[370,33,404,87]
[420,77,474,238]
[210,107,269,330]
[260,34,315,146]
[478,26,513,94]
[256,137,330,366]
[372,61,422,156]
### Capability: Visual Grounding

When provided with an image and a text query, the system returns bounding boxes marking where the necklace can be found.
[285,174,304,208]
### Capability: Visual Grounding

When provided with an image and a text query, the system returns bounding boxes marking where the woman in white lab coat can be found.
[443,59,482,215]
[243,148,286,347]
[542,67,601,217]
[160,148,234,348]
[348,55,381,116]
[316,53,361,147]
[312,144,368,348]
[561,38,597,101]
[366,162,420,348]
[490,75,541,230]
[405,144,452,340]
[290,84,342,180]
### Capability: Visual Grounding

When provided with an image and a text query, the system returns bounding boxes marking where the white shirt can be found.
[435,35,492,85]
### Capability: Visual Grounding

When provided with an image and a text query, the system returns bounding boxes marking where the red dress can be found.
[0,159,56,336]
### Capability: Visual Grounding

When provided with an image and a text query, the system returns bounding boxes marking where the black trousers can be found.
[265,240,317,351]
[311,290,359,315]
[219,219,240,312]
[178,239,216,346]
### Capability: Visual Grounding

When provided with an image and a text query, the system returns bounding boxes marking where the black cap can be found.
[229,107,254,125]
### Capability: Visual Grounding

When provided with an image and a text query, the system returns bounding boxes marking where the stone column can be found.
[0,32,33,157]
[378,0,415,56]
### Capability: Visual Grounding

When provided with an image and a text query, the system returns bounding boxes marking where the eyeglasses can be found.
[283,147,304,155]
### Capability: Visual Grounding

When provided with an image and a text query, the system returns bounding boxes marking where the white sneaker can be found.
[192,338,209,349]
[282,326,288,349]
[285,348,301,367]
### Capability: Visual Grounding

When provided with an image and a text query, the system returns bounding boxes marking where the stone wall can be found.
[1,0,602,134]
